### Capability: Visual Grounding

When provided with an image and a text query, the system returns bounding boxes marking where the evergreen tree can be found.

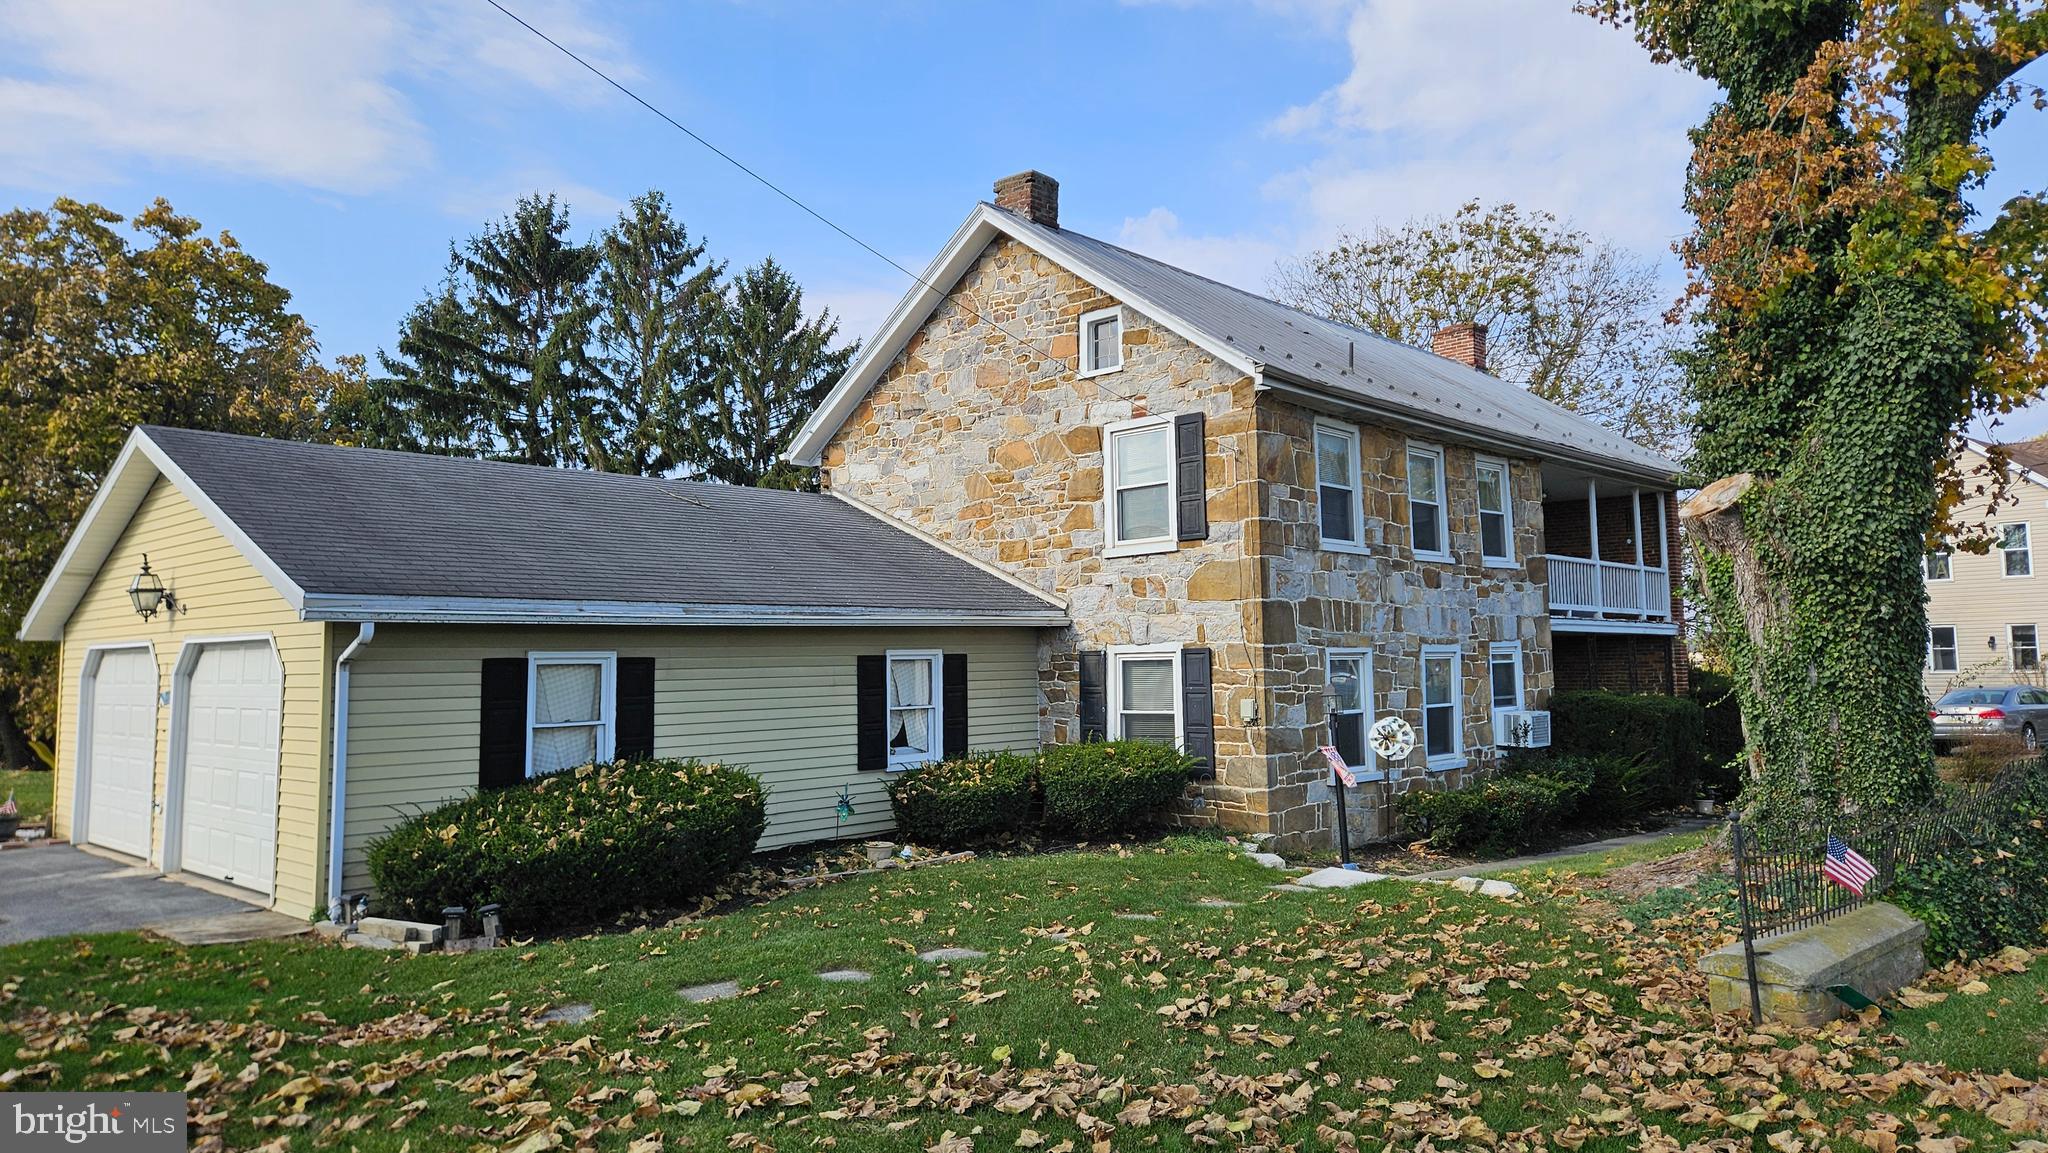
[348,282,496,455]
[688,258,857,489]
[592,192,722,475]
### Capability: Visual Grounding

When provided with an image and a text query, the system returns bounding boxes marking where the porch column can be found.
[1586,481,1601,612]
[1656,493,1671,621]
[1632,488,1645,617]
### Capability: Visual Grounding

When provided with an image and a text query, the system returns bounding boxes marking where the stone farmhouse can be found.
[788,171,1686,849]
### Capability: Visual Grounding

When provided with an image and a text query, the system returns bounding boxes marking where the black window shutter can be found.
[1077,650,1108,742]
[856,655,887,772]
[478,658,528,791]
[942,653,969,758]
[1174,412,1208,541]
[615,657,656,761]
[1181,646,1216,778]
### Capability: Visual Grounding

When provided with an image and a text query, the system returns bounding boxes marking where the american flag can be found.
[1823,835,1877,896]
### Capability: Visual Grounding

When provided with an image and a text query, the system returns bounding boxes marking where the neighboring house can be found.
[22,172,1686,916]
[19,428,1063,919]
[787,171,1685,849]
[1922,438,2048,697]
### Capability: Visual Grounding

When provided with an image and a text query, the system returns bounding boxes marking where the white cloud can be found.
[1116,207,1287,294]
[0,0,629,195]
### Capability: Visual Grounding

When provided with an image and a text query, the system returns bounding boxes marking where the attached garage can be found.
[80,645,157,858]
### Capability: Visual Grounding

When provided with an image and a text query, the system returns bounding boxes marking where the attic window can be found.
[1080,307,1122,377]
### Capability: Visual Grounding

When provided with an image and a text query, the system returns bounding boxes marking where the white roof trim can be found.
[827,490,1069,612]
[298,594,1068,629]
[1547,618,1680,637]
[785,203,1260,466]
[16,428,307,642]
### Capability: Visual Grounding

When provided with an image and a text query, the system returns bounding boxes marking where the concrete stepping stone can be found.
[817,969,872,983]
[1245,852,1288,869]
[680,980,741,1003]
[536,1003,594,1025]
[1114,913,1158,922]
[1269,883,1315,893]
[917,947,987,964]
[1295,867,1392,889]
[1195,897,1243,908]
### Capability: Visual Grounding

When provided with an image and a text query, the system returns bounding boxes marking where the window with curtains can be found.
[885,650,943,769]
[2003,524,2033,577]
[1928,626,1958,671]
[1407,443,1448,559]
[2011,625,2039,671]
[1326,651,1370,775]
[1105,416,1177,554]
[1421,645,1461,767]
[527,652,615,776]
[1315,420,1364,551]
[1110,645,1180,744]
[1476,458,1513,563]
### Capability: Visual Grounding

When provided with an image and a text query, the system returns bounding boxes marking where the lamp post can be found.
[1320,692,1354,866]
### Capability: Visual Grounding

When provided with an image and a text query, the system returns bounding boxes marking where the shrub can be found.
[884,751,1036,847]
[1939,734,2028,783]
[1038,741,1195,840]
[1687,667,1746,796]
[1892,772,2048,960]
[1394,773,1580,856]
[367,758,765,932]
[1549,690,1706,810]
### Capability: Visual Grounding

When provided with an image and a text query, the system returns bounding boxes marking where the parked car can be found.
[1930,685,2048,753]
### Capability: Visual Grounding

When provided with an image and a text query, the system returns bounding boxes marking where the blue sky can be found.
[3,0,2044,437]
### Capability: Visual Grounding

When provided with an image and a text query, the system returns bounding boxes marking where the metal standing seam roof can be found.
[123,426,1066,622]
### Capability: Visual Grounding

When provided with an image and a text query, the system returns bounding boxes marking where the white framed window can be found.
[1079,306,1123,377]
[1475,457,1514,564]
[885,649,944,769]
[1928,626,1959,672]
[1314,419,1366,553]
[1324,650,1380,781]
[1109,644,1182,745]
[1104,415,1177,557]
[2003,524,2033,577]
[1421,644,1462,769]
[527,652,617,776]
[1924,552,1952,581]
[2011,625,2039,671]
[1488,642,1523,712]
[1406,443,1449,560]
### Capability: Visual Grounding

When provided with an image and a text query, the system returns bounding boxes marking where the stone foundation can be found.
[1699,903,1928,1027]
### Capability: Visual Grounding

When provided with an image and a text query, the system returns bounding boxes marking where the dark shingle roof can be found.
[1998,439,2048,477]
[141,426,1063,622]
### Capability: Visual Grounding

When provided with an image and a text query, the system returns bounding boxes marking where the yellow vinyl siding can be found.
[52,478,330,917]
[1923,445,2048,699]
[337,624,1043,894]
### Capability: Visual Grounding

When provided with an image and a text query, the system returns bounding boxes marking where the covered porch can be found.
[1540,465,1677,625]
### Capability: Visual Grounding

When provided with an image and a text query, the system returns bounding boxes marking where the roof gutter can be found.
[296,595,1070,629]
[325,622,374,922]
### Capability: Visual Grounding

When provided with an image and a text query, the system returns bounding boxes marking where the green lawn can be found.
[2,836,2043,1151]
[0,767,51,824]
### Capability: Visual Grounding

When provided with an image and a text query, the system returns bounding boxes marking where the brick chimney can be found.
[993,171,1059,228]
[1431,322,1487,372]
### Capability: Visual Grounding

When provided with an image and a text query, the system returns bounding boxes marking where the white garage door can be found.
[178,641,281,894]
[84,647,157,858]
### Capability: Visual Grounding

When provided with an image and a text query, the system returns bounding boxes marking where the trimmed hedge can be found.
[1549,690,1705,811]
[884,752,1036,847]
[1039,741,1196,839]
[366,758,765,931]
[1394,770,1586,857]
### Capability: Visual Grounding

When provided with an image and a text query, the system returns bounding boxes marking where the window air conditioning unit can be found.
[1493,709,1552,749]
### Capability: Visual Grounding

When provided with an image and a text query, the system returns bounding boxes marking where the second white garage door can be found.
[178,641,281,894]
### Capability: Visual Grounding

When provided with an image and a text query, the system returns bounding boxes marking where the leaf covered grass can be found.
[3,835,2046,1151]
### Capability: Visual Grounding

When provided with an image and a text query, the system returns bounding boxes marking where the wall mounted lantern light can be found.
[128,555,178,621]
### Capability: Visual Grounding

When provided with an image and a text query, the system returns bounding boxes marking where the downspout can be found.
[326,623,375,921]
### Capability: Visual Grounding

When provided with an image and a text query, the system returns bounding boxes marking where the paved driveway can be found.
[0,845,283,946]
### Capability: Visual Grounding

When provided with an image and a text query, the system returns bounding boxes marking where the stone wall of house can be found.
[1254,395,1554,847]
[818,236,1273,832]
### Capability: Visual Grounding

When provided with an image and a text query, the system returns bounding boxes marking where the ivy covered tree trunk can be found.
[1587,0,2048,824]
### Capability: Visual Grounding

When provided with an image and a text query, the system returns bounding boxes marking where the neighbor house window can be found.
[2003,525,2033,577]
[1326,650,1372,777]
[1105,416,1176,555]
[885,650,943,769]
[1110,645,1180,744]
[527,652,616,776]
[1315,420,1364,551]
[1476,458,1513,563]
[2012,625,2039,671]
[1080,306,1122,376]
[1925,552,1952,581]
[1407,443,1449,559]
[1928,626,1958,672]
[1421,645,1461,767]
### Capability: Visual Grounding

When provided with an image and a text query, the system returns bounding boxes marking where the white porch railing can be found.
[1547,555,1672,620]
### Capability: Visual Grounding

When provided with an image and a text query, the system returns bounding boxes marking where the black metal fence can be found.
[1726,756,2043,1021]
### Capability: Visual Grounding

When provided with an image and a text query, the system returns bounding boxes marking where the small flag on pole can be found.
[1822,835,1877,896]
[1319,745,1357,788]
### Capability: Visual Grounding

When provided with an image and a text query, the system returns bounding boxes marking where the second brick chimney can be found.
[1431,321,1487,372]
[994,171,1060,228]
